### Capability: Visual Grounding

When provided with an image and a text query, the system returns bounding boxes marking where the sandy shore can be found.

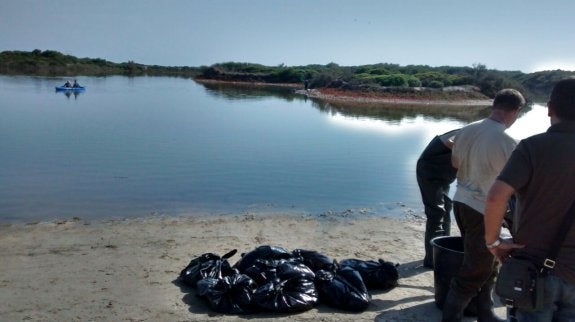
[297,89,492,107]
[0,209,506,321]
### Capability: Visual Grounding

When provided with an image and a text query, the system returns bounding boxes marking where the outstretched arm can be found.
[484,180,524,261]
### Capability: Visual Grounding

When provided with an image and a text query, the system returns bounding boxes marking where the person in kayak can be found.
[72,80,80,88]
[64,80,72,87]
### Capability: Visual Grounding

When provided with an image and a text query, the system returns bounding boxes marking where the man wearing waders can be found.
[416,129,459,268]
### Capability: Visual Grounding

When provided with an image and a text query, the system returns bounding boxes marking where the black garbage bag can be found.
[339,258,399,290]
[179,249,238,288]
[252,261,318,312]
[233,245,293,273]
[292,248,336,273]
[315,266,371,312]
[197,274,258,314]
[243,258,302,286]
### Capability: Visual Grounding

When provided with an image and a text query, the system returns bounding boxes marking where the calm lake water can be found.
[0,75,550,222]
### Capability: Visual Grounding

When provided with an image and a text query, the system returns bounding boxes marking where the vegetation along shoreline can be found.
[2,49,575,104]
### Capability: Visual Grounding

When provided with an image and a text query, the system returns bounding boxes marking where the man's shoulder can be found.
[457,119,506,140]
[461,119,485,130]
[456,119,486,137]
[514,132,551,153]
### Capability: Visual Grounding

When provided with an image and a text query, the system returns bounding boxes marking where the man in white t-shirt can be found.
[442,89,525,322]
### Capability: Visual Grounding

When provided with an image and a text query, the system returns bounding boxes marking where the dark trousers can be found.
[450,202,498,298]
[417,175,452,267]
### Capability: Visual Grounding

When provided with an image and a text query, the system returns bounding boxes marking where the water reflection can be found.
[328,112,463,137]
[195,82,554,137]
[196,81,491,123]
[325,104,550,146]
[507,103,549,140]
[310,99,490,123]
[58,90,83,100]
[199,81,302,102]
[0,76,553,222]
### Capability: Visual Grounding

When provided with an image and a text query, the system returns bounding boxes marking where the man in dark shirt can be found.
[485,77,575,321]
[416,129,459,268]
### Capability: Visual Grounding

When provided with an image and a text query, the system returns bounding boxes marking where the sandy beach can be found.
[0,208,506,321]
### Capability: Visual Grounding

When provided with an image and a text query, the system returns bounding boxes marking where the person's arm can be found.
[484,180,524,261]
[451,154,459,169]
[449,131,459,168]
[444,136,455,149]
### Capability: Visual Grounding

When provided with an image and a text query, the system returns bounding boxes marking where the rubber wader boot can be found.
[476,282,505,322]
[423,228,437,268]
[442,289,471,322]
[424,220,450,268]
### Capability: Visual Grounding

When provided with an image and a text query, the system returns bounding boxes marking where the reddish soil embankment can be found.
[299,88,492,107]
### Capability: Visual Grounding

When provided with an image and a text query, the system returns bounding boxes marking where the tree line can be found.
[1,50,573,100]
[0,50,201,77]
[196,62,574,101]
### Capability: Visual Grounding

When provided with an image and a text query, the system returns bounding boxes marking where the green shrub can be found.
[374,74,409,87]
[428,80,444,88]
[310,73,335,88]
[368,68,389,75]
[407,77,422,87]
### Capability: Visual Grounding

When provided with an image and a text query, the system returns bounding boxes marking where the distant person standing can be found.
[442,88,525,322]
[416,128,459,268]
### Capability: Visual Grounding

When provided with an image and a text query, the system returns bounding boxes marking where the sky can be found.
[1,0,574,73]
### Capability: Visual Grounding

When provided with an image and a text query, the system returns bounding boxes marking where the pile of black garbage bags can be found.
[178,245,399,315]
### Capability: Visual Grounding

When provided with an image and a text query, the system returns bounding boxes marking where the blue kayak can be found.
[55,85,86,91]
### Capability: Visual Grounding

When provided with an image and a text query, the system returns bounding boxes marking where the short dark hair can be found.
[549,77,575,121]
[492,88,525,111]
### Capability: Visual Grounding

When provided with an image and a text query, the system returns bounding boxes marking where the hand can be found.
[488,239,524,262]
